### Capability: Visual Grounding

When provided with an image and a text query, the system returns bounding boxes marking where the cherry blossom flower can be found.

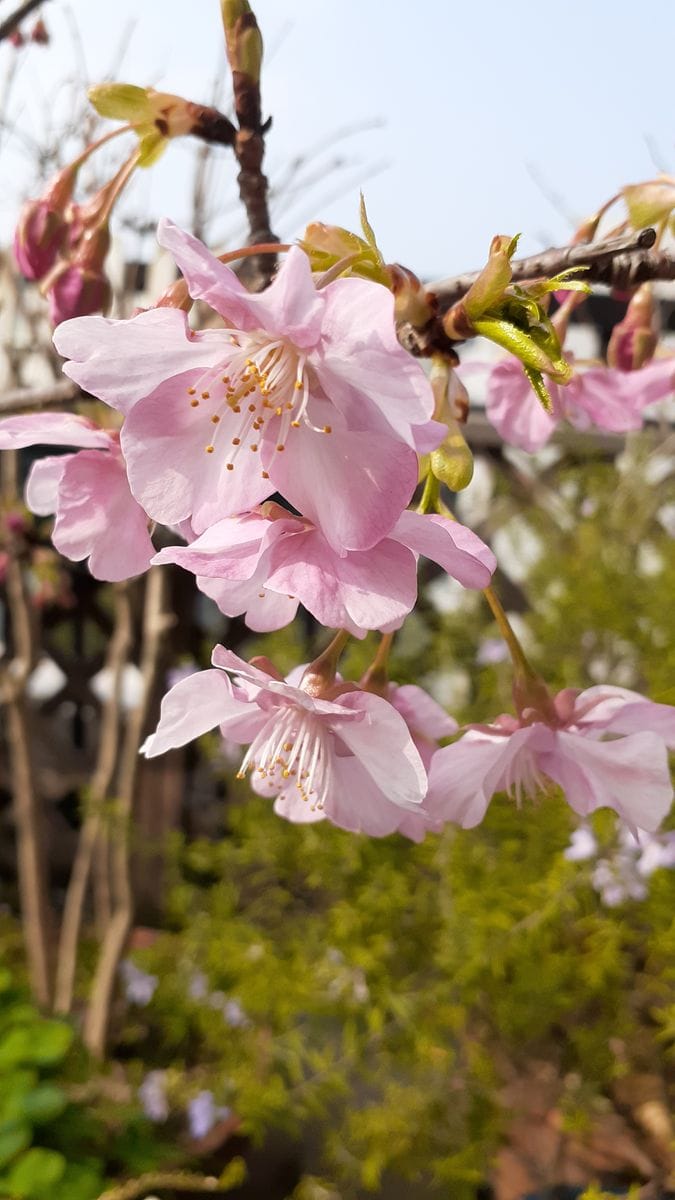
[142,645,430,837]
[427,683,675,833]
[54,220,443,551]
[0,412,154,581]
[152,502,495,637]
[478,356,675,452]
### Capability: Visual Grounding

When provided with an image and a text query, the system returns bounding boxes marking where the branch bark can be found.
[0,0,48,41]
[429,227,660,311]
[82,567,172,1058]
[53,582,133,1016]
[0,451,54,1007]
[0,379,79,415]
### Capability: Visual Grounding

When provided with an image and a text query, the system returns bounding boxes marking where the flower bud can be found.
[45,225,112,325]
[623,180,675,230]
[388,264,435,329]
[607,283,658,371]
[428,361,473,491]
[31,18,49,44]
[220,1,263,83]
[8,28,24,47]
[13,164,78,281]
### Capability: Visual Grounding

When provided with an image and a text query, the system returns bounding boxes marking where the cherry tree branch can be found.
[429,227,659,311]
[0,0,48,41]
[0,451,54,1007]
[0,379,79,414]
[53,582,133,1016]
[83,567,172,1058]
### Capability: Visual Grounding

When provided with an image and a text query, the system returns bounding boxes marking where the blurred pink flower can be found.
[427,683,675,833]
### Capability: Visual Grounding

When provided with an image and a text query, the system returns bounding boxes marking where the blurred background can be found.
[1,3,675,1198]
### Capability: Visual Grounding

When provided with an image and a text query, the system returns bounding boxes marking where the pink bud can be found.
[607,284,658,372]
[13,165,78,281]
[8,28,25,47]
[31,17,49,43]
[47,265,112,325]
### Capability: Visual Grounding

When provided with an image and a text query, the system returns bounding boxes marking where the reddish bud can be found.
[8,28,25,47]
[47,266,112,325]
[13,165,78,281]
[31,17,49,43]
[607,283,658,371]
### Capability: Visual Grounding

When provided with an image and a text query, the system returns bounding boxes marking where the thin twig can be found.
[0,379,79,414]
[429,227,659,311]
[53,582,133,1016]
[96,1171,227,1200]
[83,568,172,1058]
[0,450,54,1007]
[0,0,48,41]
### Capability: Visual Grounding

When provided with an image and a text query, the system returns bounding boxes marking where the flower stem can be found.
[360,632,394,695]
[482,585,532,679]
[417,470,440,514]
[302,629,350,695]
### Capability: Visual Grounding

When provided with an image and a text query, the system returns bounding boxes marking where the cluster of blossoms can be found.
[565,821,675,907]
[2,216,675,841]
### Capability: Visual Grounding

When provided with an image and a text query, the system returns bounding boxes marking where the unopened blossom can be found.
[54,219,443,550]
[14,165,77,281]
[427,683,675,834]
[478,356,675,452]
[153,502,495,636]
[142,645,429,837]
[0,412,154,581]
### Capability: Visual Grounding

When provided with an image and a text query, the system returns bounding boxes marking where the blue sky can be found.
[2,0,675,278]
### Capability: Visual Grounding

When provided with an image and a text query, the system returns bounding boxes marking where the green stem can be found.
[417,470,440,514]
[482,585,533,680]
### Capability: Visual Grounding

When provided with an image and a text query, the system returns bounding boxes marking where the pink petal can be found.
[314,275,436,443]
[332,690,427,809]
[142,668,253,757]
[251,246,323,349]
[198,575,299,632]
[392,510,496,588]
[541,729,673,832]
[273,787,326,825]
[570,359,675,432]
[485,359,559,452]
[265,527,417,636]
[120,372,273,528]
[54,307,223,415]
[152,512,277,581]
[389,684,457,741]
[157,219,261,329]
[323,756,424,837]
[0,412,111,450]
[267,415,418,552]
[571,685,675,747]
[427,733,506,827]
[52,450,154,581]
[25,455,69,515]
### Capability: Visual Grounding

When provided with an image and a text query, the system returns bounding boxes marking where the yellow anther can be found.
[201,391,210,400]
[187,386,196,395]
[205,444,214,453]
[262,470,270,479]
[294,380,303,390]
[282,769,291,779]
[275,406,283,416]
[232,437,241,446]
[323,425,332,434]
[226,463,234,472]
[211,415,220,424]
[190,399,200,408]
[276,444,285,452]
[258,592,265,599]
[291,420,300,428]
[250,443,258,452]
[283,742,293,752]
[249,403,257,413]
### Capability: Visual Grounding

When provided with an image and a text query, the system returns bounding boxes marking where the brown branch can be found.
[96,1171,228,1200]
[0,379,79,415]
[429,227,659,311]
[53,582,133,1016]
[0,0,49,41]
[83,567,172,1058]
[0,451,54,1007]
[223,5,278,290]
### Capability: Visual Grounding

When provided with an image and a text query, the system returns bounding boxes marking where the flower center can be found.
[186,332,332,480]
[237,703,334,810]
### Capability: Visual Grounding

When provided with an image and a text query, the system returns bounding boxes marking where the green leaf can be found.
[359,193,383,262]
[6,1148,66,1198]
[0,1021,73,1070]
[18,1086,66,1124]
[49,1162,103,1200]
[522,364,553,414]
[0,1124,31,1170]
[137,130,167,168]
[88,83,152,122]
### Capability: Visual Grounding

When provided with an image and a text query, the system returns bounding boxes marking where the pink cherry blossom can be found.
[152,502,495,637]
[478,356,675,452]
[0,413,154,581]
[54,220,443,550]
[142,645,430,837]
[427,684,675,833]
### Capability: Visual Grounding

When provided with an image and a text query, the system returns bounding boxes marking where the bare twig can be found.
[54,582,133,1016]
[223,5,278,290]
[0,379,79,414]
[429,227,659,311]
[96,1171,230,1200]
[83,567,171,1058]
[0,450,54,1007]
[0,0,48,42]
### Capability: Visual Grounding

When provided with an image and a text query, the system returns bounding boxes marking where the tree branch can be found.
[83,568,172,1058]
[0,379,79,415]
[0,451,54,1007]
[0,0,48,41]
[429,227,659,311]
[53,582,133,1016]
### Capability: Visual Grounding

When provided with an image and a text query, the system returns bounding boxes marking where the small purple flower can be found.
[564,826,598,863]
[120,959,158,1006]
[139,1071,168,1122]
[187,1090,232,1139]
[475,636,509,666]
[188,970,209,1001]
